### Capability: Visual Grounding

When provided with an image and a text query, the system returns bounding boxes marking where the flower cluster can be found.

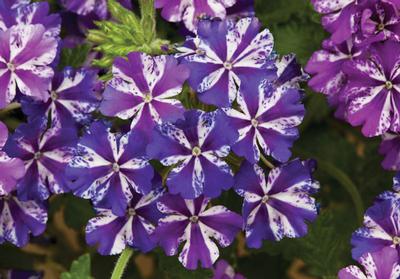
[0,0,319,273]
[307,0,400,170]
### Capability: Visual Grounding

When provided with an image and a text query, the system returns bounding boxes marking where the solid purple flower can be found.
[67,122,154,216]
[235,159,319,248]
[155,0,237,32]
[212,260,246,279]
[154,194,242,270]
[147,109,238,199]
[379,133,400,171]
[339,247,400,279]
[100,52,189,138]
[0,24,58,108]
[351,198,400,260]
[21,67,100,126]
[86,187,164,255]
[0,194,47,247]
[342,40,400,137]
[4,119,77,201]
[224,55,306,163]
[182,17,276,107]
[0,121,25,196]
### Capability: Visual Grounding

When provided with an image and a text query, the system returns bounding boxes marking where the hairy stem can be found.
[260,153,275,169]
[111,248,133,279]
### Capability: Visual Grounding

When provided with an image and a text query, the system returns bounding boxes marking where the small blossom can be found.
[100,52,189,138]
[86,187,164,255]
[0,194,47,247]
[154,194,242,270]
[155,0,237,32]
[0,24,58,108]
[235,160,319,248]
[147,109,237,199]
[61,0,133,18]
[225,55,306,163]
[212,260,246,279]
[182,17,276,107]
[67,122,154,216]
[4,119,77,201]
[339,247,400,279]
[379,133,400,171]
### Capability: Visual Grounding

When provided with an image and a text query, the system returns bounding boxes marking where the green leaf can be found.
[59,44,92,69]
[139,0,156,43]
[63,194,96,230]
[61,254,92,279]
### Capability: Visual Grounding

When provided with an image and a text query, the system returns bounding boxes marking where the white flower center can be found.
[262,195,269,204]
[385,81,394,90]
[223,61,233,70]
[251,118,259,128]
[393,236,400,245]
[143,93,152,103]
[378,23,385,31]
[112,162,120,173]
[127,208,136,216]
[6,62,15,72]
[190,215,199,223]
[50,90,58,101]
[192,146,202,157]
[34,152,42,160]
[196,48,205,55]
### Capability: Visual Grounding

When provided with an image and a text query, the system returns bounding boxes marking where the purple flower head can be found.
[0,121,25,196]
[0,194,47,247]
[351,199,400,260]
[0,24,58,109]
[4,119,77,201]
[212,260,246,279]
[154,194,242,270]
[224,55,306,163]
[86,187,164,255]
[343,40,400,137]
[235,160,319,248]
[61,0,133,18]
[21,67,100,126]
[155,0,237,32]
[0,0,30,10]
[6,270,43,279]
[227,0,255,19]
[379,133,400,171]
[147,109,238,199]
[182,17,276,107]
[67,122,154,216]
[339,246,400,279]
[100,53,189,139]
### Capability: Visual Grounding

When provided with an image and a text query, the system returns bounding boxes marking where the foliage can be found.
[61,254,92,279]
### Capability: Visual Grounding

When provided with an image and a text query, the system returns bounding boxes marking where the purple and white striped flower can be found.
[155,0,237,32]
[351,198,400,260]
[154,194,242,270]
[182,17,276,107]
[224,55,306,163]
[379,133,400,171]
[339,247,400,279]
[0,121,25,196]
[212,260,246,279]
[4,119,77,201]
[67,122,154,216]
[86,187,164,255]
[100,52,189,138]
[21,67,100,126]
[0,194,47,247]
[61,0,133,19]
[147,109,238,199]
[235,160,319,248]
[0,24,58,109]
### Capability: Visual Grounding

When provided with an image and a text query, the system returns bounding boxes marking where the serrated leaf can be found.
[61,254,92,279]
[59,44,92,69]
[139,0,156,43]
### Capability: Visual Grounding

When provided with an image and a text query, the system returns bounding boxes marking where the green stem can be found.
[259,153,275,169]
[0,102,21,116]
[111,248,133,279]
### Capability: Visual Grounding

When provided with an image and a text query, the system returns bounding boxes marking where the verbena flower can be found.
[182,17,276,107]
[147,109,237,199]
[0,121,25,196]
[4,119,77,201]
[0,194,47,247]
[351,198,400,260]
[212,260,246,279]
[342,41,400,137]
[339,247,400,279]
[0,24,58,108]
[86,187,164,255]
[235,160,319,248]
[61,0,133,18]
[0,0,29,10]
[21,67,100,126]
[379,133,400,171]
[67,121,154,216]
[155,0,237,32]
[100,52,189,138]
[227,0,255,18]
[154,194,242,270]
[224,55,306,163]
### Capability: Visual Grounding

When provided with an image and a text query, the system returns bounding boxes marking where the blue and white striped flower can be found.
[86,187,164,255]
[235,159,319,248]
[154,194,242,270]
[182,17,276,107]
[67,121,154,216]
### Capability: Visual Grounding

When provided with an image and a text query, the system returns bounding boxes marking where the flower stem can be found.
[111,248,133,279]
[259,153,275,169]
[0,102,21,116]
